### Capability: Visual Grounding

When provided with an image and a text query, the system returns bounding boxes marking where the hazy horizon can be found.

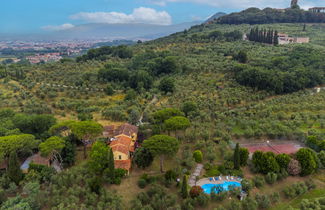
[1,0,324,34]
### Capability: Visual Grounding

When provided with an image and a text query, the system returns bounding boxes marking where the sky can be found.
[0,0,324,33]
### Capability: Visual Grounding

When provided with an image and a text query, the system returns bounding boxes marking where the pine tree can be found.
[234,143,240,170]
[274,30,279,45]
[8,151,23,185]
[181,175,189,199]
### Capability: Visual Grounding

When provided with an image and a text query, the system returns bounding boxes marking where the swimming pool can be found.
[201,181,241,194]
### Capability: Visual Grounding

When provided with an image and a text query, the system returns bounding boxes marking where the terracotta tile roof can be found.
[114,123,138,138]
[111,144,130,155]
[110,135,133,155]
[115,136,132,144]
[115,159,131,171]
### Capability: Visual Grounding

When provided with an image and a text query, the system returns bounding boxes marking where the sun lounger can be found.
[209,177,213,181]
[215,177,219,181]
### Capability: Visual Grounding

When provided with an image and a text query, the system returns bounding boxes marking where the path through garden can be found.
[188,163,203,187]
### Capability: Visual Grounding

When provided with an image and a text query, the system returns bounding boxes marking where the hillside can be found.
[215,7,325,24]
[0,20,324,210]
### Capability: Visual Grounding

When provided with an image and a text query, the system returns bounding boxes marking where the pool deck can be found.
[196,176,242,187]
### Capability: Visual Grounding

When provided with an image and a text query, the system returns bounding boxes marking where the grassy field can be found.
[270,172,325,210]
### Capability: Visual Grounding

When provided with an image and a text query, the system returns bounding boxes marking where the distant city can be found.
[0,39,135,64]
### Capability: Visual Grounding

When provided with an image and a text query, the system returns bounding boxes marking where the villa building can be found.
[278,33,309,44]
[104,123,138,173]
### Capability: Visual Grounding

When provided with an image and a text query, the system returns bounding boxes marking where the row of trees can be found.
[247,27,279,45]
[252,148,321,176]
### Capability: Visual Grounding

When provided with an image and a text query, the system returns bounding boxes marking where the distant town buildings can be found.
[309,7,325,13]
[26,53,63,64]
[0,39,113,64]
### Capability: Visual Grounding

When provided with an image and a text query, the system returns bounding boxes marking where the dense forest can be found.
[0,20,324,209]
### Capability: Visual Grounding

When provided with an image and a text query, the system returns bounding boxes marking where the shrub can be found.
[253,176,265,188]
[205,166,221,177]
[276,154,291,169]
[287,159,301,176]
[29,163,56,183]
[270,192,280,203]
[0,188,5,205]
[224,160,234,170]
[265,172,277,185]
[300,198,322,210]
[190,186,203,198]
[277,168,288,181]
[104,85,114,96]
[241,179,253,193]
[304,179,316,190]
[133,147,154,169]
[193,150,203,163]
[242,197,258,210]
[255,193,270,209]
[252,151,279,174]
[210,191,227,202]
[165,170,177,181]
[138,179,147,189]
[228,200,241,210]
[181,198,195,210]
[87,176,102,194]
[295,148,318,176]
[283,182,308,199]
[115,168,127,178]
[195,193,209,207]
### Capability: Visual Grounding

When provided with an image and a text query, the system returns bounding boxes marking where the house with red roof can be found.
[104,123,138,173]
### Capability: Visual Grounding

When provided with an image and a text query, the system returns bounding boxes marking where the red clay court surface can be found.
[240,142,303,154]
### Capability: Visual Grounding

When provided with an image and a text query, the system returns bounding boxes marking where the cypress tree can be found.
[258,30,263,43]
[274,30,279,45]
[249,28,253,41]
[8,151,23,185]
[181,175,189,198]
[267,29,271,44]
[270,30,274,44]
[108,148,115,180]
[252,27,258,42]
[234,143,240,170]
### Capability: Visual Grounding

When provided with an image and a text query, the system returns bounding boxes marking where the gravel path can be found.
[188,163,203,187]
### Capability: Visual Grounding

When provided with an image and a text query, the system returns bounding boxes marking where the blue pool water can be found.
[202,181,241,194]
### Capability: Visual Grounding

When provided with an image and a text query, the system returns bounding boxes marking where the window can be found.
[119,155,122,160]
